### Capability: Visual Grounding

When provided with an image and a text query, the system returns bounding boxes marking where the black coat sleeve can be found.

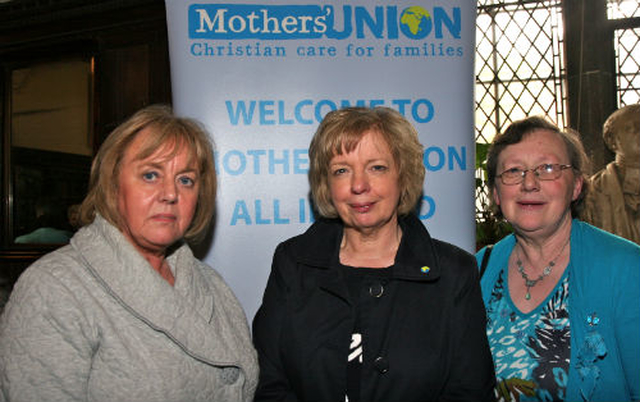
[252,242,299,402]
[440,247,496,401]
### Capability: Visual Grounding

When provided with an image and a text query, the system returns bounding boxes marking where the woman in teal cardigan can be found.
[476,116,640,401]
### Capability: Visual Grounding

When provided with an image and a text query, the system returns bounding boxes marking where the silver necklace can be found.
[515,237,570,300]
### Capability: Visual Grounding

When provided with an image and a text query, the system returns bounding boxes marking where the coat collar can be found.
[291,213,442,282]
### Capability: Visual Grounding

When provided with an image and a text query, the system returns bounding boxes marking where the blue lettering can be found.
[230,199,302,225]
[392,99,411,116]
[223,150,246,175]
[189,5,462,41]
[355,6,384,39]
[295,99,314,124]
[299,198,315,223]
[419,195,436,219]
[224,98,435,126]
[449,146,466,170]
[434,7,461,39]
[259,100,276,125]
[216,149,312,176]
[386,6,398,39]
[325,5,352,39]
[315,99,338,122]
[299,199,307,223]
[226,100,255,125]
[278,100,294,124]
[247,149,266,174]
[269,150,290,174]
[273,200,290,224]
[424,147,445,171]
[345,43,374,57]
[412,99,434,123]
[293,149,309,174]
[423,146,468,172]
[230,200,251,225]
[255,200,271,224]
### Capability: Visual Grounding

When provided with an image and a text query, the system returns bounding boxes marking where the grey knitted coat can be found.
[0,215,258,402]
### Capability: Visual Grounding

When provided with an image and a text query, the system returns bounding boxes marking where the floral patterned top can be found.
[486,266,571,402]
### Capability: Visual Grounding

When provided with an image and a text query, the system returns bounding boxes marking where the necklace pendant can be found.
[515,237,570,302]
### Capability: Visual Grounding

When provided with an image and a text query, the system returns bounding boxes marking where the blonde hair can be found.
[309,106,425,218]
[79,105,216,243]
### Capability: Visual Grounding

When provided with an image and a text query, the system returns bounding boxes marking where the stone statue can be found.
[582,104,640,244]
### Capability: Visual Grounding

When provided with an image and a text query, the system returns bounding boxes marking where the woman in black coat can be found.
[253,106,495,402]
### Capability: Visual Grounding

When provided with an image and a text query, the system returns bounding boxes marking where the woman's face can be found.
[117,128,199,256]
[328,130,401,234]
[493,129,582,238]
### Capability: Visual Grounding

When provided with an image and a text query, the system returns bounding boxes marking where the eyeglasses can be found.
[497,163,573,185]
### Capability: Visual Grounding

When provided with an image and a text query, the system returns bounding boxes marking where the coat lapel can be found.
[292,219,351,302]
[392,214,442,282]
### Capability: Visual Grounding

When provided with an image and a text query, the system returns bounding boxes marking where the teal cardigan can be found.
[476,220,640,401]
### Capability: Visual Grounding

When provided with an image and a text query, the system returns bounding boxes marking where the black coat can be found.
[253,214,495,402]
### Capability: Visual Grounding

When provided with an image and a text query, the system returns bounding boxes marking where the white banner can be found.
[165,0,477,320]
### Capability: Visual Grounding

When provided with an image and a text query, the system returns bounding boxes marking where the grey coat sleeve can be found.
[0,265,95,402]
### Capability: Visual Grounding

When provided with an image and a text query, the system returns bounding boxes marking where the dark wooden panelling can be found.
[0,0,172,284]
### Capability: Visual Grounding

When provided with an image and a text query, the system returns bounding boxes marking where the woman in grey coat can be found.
[0,105,258,402]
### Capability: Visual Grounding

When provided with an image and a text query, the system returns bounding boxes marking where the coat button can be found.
[369,282,384,298]
[374,356,389,373]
